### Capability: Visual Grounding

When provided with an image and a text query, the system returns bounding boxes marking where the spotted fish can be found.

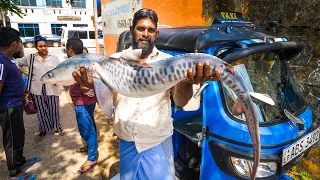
[41,49,260,179]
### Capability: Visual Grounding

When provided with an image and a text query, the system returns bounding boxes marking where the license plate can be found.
[282,126,320,166]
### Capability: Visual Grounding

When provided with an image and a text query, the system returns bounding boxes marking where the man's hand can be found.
[186,61,221,84]
[72,67,94,89]
[171,61,221,107]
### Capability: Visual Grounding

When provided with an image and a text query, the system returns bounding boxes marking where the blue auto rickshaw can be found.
[116,11,319,180]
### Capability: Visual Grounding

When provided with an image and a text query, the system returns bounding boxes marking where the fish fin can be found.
[93,79,114,119]
[224,63,236,76]
[120,49,143,62]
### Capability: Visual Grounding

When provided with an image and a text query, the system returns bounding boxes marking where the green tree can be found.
[0,0,26,18]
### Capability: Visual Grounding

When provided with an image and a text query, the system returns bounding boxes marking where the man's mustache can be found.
[138,38,151,42]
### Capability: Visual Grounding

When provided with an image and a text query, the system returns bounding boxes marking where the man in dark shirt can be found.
[0,27,39,179]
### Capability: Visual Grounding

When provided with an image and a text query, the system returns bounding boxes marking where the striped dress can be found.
[32,84,61,132]
[16,53,62,133]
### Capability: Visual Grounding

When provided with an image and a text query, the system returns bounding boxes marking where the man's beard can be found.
[132,35,155,57]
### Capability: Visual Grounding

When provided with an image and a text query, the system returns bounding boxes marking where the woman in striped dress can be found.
[17,35,64,141]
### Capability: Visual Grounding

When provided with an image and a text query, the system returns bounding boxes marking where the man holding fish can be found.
[40,7,261,180]
[73,8,221,179]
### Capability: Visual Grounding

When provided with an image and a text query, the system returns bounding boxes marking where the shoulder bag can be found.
[23,54,37,115]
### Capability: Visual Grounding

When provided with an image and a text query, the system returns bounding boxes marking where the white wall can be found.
[11,23,19,31]
[9,0,94,36]
[39,23,52,34]
[10,8,93,25]
[86,0,94,9]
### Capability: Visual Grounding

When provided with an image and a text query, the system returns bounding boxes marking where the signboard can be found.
[102,0,142,35]
[57,16,81,21]
[212,11,251,24]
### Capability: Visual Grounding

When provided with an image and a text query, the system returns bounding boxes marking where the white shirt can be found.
[112,47,174,152]
[17,53,61,96]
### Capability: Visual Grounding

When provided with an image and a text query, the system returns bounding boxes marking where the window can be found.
[72,0,86,8]
[51,24,66,36]
[68,30,78,38]
[89,31,95,39]
[16,0,37,6]
[18,24,39,37]
[78,31,88,39]
[46,0,62,8]
[68,30,88,39]
[73,24,88,27]
[222,51,305,123]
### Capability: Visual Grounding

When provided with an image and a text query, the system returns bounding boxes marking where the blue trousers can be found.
[75,104,98,162]
[119,137,175,180]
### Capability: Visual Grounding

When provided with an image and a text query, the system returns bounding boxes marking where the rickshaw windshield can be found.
[222,51,306,122]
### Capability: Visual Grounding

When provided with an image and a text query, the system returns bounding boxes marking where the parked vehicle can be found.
[116,11,319,180]
[22,34,61,48]
[60,27,102,52]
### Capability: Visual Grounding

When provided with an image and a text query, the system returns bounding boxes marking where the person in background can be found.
[66,38,98,174]
[0,27,40,180]
[13,44,29,88]
[17,35,64,141]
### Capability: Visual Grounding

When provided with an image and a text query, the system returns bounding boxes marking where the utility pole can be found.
[93,0,101,54]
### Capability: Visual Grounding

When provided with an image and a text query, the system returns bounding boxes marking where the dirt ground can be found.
[0,88,119,180]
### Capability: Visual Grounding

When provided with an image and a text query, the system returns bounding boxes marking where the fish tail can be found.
[241,93,260,180]
[251,144,261,180]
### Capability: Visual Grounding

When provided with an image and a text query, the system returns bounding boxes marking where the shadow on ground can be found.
[0,88,119,180]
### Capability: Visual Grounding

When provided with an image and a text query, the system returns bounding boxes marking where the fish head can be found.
[40,65,77,86]
[119,49,143,62]
[41,54,99,86]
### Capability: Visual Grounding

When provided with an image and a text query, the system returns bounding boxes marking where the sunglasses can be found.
[35,36,47,41]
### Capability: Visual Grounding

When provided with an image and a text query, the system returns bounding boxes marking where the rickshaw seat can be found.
[173,114,203,143]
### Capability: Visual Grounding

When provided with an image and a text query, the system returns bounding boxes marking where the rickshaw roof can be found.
[156,25,279,52]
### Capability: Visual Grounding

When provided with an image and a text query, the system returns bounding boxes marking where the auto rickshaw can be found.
[116,11,319,180]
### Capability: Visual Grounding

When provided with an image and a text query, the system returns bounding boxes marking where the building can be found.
[9,0,94,38]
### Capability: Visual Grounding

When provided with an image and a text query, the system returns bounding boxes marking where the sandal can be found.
[37,132,46,141]
[9,172,38,180]
[76,146,88,153]
[55,128,65,136]
[77,162,97,174]
[21,156,41,172]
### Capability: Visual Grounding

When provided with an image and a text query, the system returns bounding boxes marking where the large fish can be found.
[41,49,260,179]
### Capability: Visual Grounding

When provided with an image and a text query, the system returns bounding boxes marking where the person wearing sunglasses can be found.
[17,35,65,141]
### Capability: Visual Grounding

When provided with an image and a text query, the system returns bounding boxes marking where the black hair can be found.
[34,35,47,47]
[83,47,88,53]
[0,27,21,47]
[132,8,158,29]
[66,38,83,55]
[13,43,25,58]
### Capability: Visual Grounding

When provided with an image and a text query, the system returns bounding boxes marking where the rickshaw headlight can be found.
[230,157,277,178]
